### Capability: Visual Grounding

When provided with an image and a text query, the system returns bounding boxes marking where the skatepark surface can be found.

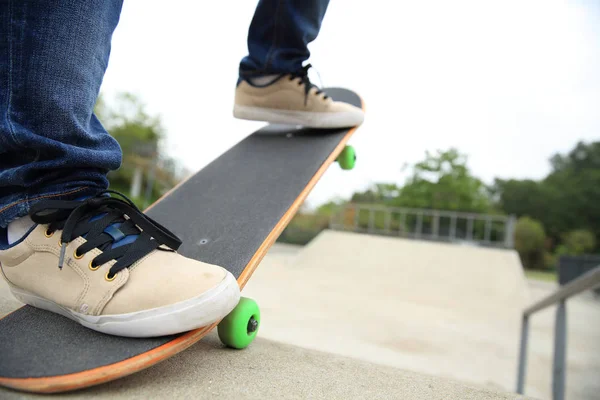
[0,330,531,400]
[1,230,599,399]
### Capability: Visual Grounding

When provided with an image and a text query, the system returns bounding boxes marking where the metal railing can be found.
[329,204,517,248]
[516,265,600,399]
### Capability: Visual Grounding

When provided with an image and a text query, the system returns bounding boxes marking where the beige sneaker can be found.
[234,65,364,128]
[0,192,240,338]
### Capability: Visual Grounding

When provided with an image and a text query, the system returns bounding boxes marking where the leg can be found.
[234,0,364,128]
[0,0,240,337]
[239,0,330,76]
[0,0,123,228]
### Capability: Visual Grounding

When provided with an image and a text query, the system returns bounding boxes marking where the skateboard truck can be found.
[247,316,259,333]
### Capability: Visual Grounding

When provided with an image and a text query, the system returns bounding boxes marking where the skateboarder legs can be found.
[0,0,362,337]
[234,1,365,128]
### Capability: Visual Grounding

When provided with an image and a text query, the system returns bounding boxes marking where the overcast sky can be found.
[100,0,600,208]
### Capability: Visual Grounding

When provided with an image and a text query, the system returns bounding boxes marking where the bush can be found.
[543,251,557,270]
[277,213,329,245]
[514,216,547,269]
[556,229,596,256]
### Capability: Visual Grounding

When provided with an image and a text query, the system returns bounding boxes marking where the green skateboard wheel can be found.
[336,145,356,170]
[217,297,260,349]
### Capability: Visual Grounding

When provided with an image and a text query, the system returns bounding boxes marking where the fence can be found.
[329,204,517,248]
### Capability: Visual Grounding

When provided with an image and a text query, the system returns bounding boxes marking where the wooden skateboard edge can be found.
[0,92,364,394]
[237,118,360,288]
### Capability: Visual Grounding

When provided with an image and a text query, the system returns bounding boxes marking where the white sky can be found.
[100,0,600,208]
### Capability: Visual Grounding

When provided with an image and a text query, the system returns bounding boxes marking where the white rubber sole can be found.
[9,272,241,338]
[233,105,364,128]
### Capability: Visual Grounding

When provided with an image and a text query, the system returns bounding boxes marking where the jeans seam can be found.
[0,187,88,214]
[5,0,22,148]
[261,0,284,74]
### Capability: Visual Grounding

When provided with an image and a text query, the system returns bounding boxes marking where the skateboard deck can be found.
[0,87,363,394]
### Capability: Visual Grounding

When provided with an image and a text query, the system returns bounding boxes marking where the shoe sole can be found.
[233,105,364,128]
[9,272,240,338]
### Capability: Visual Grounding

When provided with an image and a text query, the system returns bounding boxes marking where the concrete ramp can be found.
[292,230,530,315]
[242,230,530,394]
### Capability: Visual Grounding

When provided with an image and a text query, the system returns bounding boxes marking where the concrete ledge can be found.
[0,331,534,399]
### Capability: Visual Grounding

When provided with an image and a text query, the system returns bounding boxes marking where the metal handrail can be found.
[524,267,600,315]
[516,265,600,399]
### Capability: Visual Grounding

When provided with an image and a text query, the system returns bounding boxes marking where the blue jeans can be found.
[0,0,330,228]
[239,0,330,77]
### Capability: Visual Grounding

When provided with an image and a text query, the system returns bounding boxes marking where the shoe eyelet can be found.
[74,250,84,260]
[89,261,100,271]
[44,229,54,238]
[105,272,116,282]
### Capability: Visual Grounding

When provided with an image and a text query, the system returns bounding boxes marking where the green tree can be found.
[316,199,347,217]
[556,229,596,256]
[392,148,491,212]
[492,179,548,222]
[94,93,180,207]
[514,216,547,269]
[494,141,600,252]
[351,183,400,204]
[544,141,600,245]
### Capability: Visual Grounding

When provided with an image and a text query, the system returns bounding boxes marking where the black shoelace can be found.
[241,64,328,106]
[29,190,181,279]
[288,64,329,105]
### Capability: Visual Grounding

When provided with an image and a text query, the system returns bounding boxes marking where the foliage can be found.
[98,93,163,157]
[283,143,600,257]
[494,141,600,249]
[277,213,330,245]
[394,149,491,212]
[316,199,348,217]
[352,149,491,213]
[94,93,181,208]
[524,269,557,283]
[492,179,548,222]
[351,183,400,204]
[514,217,547,269]
[545,142,600,240]
[555,229,596,256]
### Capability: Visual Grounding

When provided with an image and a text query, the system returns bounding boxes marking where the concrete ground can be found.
[242,231,600,400]
[1,230,598,399]
[0,331,532,400]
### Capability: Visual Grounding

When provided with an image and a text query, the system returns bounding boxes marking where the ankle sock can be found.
[247,74,279,86]
[7,215,35,245]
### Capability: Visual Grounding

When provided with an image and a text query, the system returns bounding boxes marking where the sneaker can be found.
[0,191,240,338]
[234,64,364,128]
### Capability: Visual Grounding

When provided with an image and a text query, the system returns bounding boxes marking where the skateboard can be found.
[0,88,363,394]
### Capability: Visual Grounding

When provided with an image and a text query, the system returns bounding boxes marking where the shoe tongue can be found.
[111,232,139,249]
[86,211,140,250]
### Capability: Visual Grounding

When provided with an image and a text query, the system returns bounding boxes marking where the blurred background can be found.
[98,0,599,279]
[93,1,599,398]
